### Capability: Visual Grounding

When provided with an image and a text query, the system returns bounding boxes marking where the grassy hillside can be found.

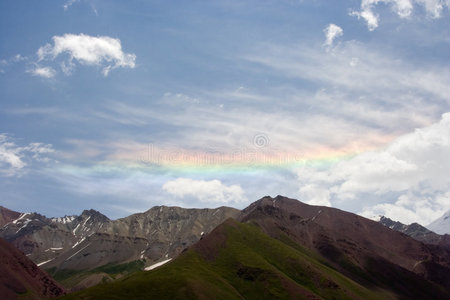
[46,260,145,291]
[61,219,394,299]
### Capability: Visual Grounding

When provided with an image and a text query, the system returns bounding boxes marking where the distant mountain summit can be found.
[378,216,450,248]
[427,209,450,235]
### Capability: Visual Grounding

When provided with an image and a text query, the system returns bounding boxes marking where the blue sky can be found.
[1,0,450,226]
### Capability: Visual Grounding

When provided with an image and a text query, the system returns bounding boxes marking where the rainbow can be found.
[55,142,379,178]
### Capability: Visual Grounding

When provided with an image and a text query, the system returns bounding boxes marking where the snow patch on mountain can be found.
[51,216,75,224]
[144,258,172,271]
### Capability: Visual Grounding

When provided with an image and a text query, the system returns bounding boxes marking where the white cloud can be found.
[416,0,447,17]
[28,65,56,78]
[0,134,55,177]
[299,184,331,206]
[245,41,450,105]
[162,178,247,205]
[323,24,343,47]
[297,112,450,225]
[64,0,79,11]
[0,134,26,174]
[36,33,136,76]
[351,0,449,30]
[12,54,26,62]
[0,54,27,73]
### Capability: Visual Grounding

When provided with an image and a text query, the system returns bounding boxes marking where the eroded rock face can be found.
[0,237,65,299]
[0,205,240,272]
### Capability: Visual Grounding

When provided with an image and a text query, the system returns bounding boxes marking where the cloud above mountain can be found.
[163,178,247,205]
[298,112,450,225]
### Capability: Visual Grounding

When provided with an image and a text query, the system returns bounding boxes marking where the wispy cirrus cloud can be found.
[33,33,135,77]
[63,0,79,11]
[63,0,98,15]
[0,134,55,177]
[244,40,450,104]
[0,54,27,73]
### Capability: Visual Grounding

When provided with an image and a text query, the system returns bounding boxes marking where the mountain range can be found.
[0,205,239,291]
[63,196,450,299]
[1,197,450,299]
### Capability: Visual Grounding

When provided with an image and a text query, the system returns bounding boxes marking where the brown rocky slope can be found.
[238,196,450,296]
[0,237,65,299]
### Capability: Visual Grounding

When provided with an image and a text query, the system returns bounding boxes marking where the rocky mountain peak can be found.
[80,209,109,222]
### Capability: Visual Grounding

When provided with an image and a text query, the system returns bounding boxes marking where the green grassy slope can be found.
[46,260,145,290]
[61,219,394,300]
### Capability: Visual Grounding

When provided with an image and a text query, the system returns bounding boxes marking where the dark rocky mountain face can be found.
[379,215,450,249]
[238,196,450,295]
[0,209,113,266]
[0,205,240,289]
[0,237,65,299]
[64,196,450,300]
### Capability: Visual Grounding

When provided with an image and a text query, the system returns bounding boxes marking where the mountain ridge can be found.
[379,215,450,249]
[63,196,450,299]
[3,197,450,295]
[0,204,240,290]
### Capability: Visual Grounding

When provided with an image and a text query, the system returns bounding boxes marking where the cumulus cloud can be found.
[0,134,55,177]
[36,33,136,76]
[323,24,343,47]
[297,112,450,225]
[162,178,247,205]
[351,0,449,30]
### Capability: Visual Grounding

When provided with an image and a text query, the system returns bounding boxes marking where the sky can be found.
[1,0,450,226]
